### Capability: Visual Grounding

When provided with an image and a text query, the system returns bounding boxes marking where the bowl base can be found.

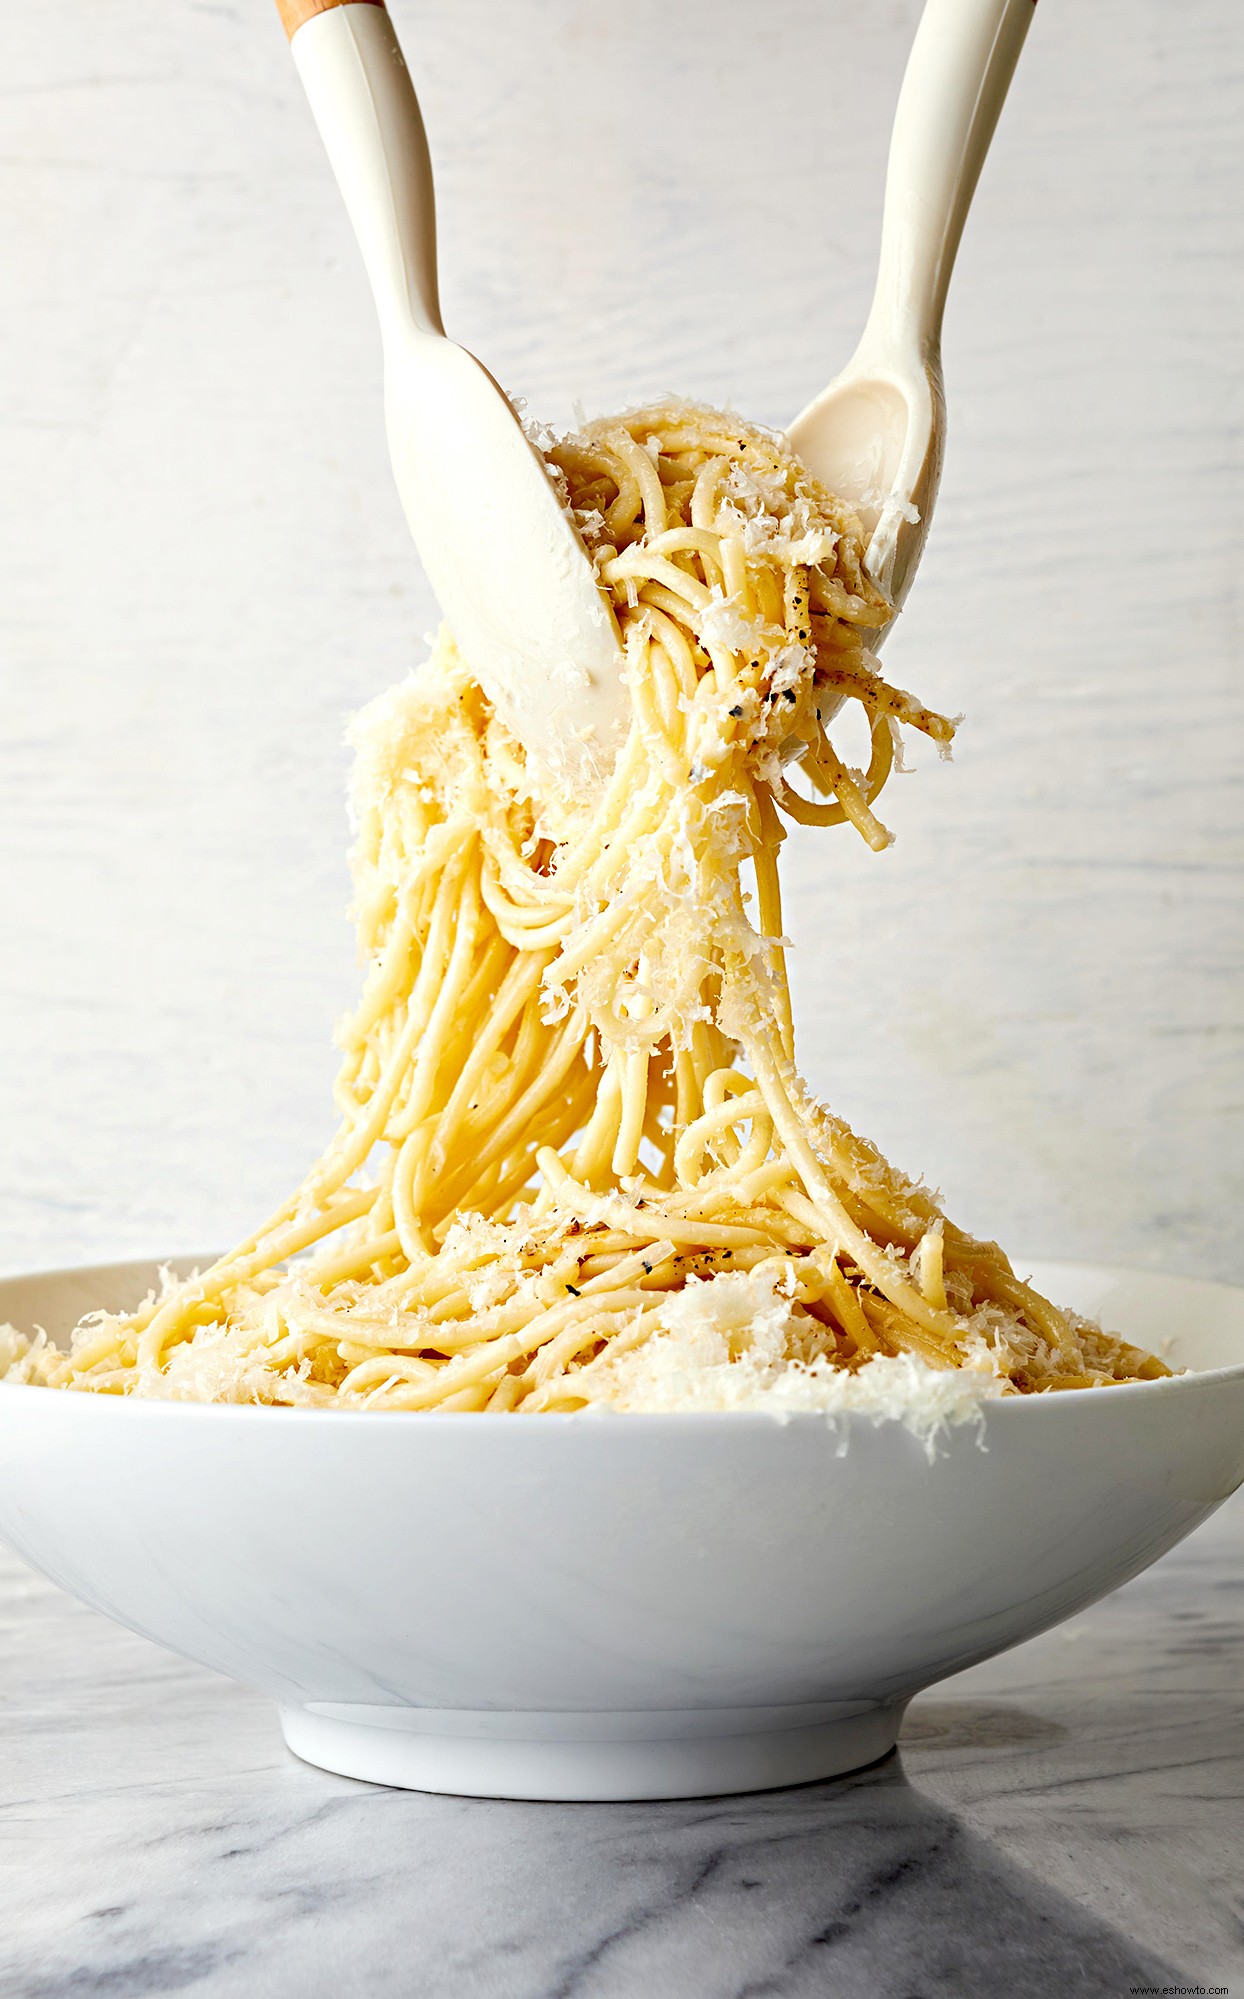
[279,1698,906,1800]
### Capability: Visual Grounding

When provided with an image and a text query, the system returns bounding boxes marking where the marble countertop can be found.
[0,1497,1239,1999]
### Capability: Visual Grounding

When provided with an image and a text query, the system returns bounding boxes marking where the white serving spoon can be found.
[788,0,1036,616]
[276,0,628,795]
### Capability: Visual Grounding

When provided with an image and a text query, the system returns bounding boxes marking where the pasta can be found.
[2,402,1169,1410]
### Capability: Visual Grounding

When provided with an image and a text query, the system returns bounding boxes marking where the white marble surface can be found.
[1,0,1241,1283]
[0,1495,1240,1998]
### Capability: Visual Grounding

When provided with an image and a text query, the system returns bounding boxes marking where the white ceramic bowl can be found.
[0,1256,1241,1801]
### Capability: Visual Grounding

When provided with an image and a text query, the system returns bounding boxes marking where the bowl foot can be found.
[279,1698,905,1800]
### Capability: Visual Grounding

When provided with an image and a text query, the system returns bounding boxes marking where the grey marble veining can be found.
[0,1495,1240,1999]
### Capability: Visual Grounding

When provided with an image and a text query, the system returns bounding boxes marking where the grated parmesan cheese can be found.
[568,1267,1007,1457]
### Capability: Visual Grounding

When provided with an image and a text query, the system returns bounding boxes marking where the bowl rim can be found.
[1,1251,1242,1426]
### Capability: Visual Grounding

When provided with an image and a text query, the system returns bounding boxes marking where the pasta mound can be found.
[3,403,1169,1409]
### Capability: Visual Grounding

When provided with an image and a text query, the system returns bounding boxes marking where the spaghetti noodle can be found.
[2,403,1168,1409]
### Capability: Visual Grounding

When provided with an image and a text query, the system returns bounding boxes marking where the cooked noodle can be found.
[1,403,1169,1408]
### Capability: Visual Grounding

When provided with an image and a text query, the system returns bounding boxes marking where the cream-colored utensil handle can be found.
[867,0,1036,359]
[278,0,443,344]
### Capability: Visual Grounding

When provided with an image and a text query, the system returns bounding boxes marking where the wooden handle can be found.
[276,0,384,42]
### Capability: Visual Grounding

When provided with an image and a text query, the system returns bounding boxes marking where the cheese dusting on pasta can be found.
[2,404,1169,1409]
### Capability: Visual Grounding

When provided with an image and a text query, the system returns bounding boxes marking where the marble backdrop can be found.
[1,0,1241,1284]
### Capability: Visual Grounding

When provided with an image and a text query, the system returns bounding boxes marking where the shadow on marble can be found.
[901,1698,1071,1753]
[1,1730,1193,1999]
[424,1749,1189,1999]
